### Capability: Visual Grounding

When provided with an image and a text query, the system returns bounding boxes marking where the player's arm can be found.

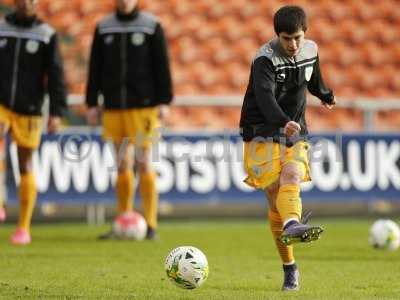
[46,33,67,133]
[86,27,103,125]
[252,56,291,129]
[307,55,336,109]
[150,23,173,107]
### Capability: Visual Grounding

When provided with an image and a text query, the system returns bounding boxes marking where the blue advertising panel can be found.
[5,132,400,204]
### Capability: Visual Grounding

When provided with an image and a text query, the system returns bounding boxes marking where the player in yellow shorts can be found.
[102,107,160,149]
[86,0,173,240]
[0,0,67,244]
[244,141,311,191]
[240,6,336,291]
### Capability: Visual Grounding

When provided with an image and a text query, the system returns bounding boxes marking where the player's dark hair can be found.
[273,6,307,35]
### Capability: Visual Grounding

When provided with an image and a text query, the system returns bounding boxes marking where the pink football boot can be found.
[10,228,31,245]
[0,206,6,222]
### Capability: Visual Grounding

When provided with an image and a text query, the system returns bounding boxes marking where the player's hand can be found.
[86,107,99,127]
[283,121,301,138]
[47,116,61,134]
[159,104,170,122]
[321,97,337,110]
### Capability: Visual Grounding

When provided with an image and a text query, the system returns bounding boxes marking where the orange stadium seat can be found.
[305,107,338,132]
[1,0,399,131]
[309,17,338,45]
[323,63,348,90]
[375,111,400,132]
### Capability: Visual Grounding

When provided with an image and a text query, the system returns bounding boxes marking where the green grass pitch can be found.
[0,219,400,299]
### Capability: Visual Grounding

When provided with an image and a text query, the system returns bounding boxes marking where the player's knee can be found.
[265,185,278,199]
[19,161,33,174]
[18,155,33,174]
[17,147,34,174]
[265,181,279,210]
[137,160,152,174]
[280,167,302,185]
[117,159,131,173]
[135,147,152,174]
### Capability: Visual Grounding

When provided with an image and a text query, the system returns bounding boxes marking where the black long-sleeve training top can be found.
[86,8,173,109]
[240,38,334,144]
[0,13,67,116]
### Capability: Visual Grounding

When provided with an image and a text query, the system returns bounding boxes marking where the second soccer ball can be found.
[112,211,147,240]
[369,219,400,251]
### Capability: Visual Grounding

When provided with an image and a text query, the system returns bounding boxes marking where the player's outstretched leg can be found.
[276,161,324,246]
[282,263,300,291]
[278,211,324,245]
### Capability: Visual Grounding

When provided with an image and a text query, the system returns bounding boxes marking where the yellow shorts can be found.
[243,141,311,189]
[0,105,42,149]
[102,107,160,148]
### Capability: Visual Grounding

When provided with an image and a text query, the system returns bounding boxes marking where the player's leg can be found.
[136,146,158,240]
[103,109,134,214]
[130,107,160,240]
[103,109,135,213]
[115,142,135,214]
[277,160,323,245]
[11,146,36,245]
[276,162,303,226]
[266,181,295,265]
[265,181,299,291]
[98,141,135,240]
[8,112,42,244]
[98,110,137,239]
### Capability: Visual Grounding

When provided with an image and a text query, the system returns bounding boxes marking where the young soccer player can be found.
[240,6,336,291]
[86,0,173,240]
[0,0,67,244]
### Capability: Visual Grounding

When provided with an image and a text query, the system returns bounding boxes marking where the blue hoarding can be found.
[5,132,400,204]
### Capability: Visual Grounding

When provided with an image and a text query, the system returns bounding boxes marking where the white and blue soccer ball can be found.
[369,219,400,251]
[165,246,209,289]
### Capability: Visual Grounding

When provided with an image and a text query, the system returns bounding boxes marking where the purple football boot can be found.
[278,212,324,245]
[282,264,300,291]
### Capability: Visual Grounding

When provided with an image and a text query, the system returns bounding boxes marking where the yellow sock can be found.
[140,172,158,229]
[116,170,134,214]
[18,172,37,232]
[276,184,302,226]
[268,210,295,264]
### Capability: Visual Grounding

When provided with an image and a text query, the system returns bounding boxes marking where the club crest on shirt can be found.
[252,165,263,177]
[26,40,39,54]
[131,32,145,46]
[0,38,7,48]
[305,66,313,81]
[104,35,114,45]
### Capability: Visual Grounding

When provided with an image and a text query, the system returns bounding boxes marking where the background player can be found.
[86,0,173,240]
[240,6,336,291]
[0,0,67,244]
